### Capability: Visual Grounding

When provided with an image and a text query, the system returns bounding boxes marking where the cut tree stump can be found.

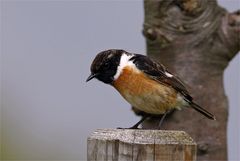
[87,129,197,161]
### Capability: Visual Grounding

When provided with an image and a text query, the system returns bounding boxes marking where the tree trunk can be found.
[142,0,239,160]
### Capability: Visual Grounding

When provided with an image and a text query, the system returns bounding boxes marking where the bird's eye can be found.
[103,62,110,69]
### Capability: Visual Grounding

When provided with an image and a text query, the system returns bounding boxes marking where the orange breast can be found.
[113,66,179,114]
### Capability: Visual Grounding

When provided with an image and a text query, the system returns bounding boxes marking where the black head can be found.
[86,49,125,84]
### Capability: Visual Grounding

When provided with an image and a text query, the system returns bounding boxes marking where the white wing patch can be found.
[165,72,173,77]
[114,53,136,80]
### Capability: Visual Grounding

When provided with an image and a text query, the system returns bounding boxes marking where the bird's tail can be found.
[190,102,216,120]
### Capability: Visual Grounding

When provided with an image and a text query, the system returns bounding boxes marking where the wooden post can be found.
[87,129,196,161]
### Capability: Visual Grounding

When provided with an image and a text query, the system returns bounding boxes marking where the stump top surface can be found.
[88,129,196,145]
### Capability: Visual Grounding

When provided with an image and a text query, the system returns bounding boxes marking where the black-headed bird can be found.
[86,49,215,129]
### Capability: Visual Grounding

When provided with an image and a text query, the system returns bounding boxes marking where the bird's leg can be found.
[117,116,148,129]
[158,111,171,130]
[129,116,148,129]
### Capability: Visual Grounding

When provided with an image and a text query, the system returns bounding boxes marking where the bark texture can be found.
[142,0,239,161]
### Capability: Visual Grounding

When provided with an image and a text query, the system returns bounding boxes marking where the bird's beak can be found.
[86,73,98,82]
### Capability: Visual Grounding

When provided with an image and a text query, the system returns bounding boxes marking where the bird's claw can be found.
[117,126,139,129]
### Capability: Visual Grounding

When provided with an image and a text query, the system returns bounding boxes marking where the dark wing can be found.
[130,54,192,101]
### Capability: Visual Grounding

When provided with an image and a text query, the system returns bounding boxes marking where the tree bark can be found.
[142,0,239,161]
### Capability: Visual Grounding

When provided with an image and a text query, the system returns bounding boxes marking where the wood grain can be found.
[87,129,196,161]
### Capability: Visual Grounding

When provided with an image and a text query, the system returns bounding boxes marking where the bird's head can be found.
[86,49,126,84]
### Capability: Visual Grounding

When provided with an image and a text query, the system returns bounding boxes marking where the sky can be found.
[1,0,239,160]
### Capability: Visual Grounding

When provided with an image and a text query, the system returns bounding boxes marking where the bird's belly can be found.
[113,67,183,114]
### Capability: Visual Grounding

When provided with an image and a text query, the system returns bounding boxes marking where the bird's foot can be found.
[117,126,139,130]
[116,116,149,130]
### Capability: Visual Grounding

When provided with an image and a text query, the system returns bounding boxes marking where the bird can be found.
[86,49,215,129]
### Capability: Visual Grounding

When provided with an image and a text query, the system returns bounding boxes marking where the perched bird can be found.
[86,49,215,129]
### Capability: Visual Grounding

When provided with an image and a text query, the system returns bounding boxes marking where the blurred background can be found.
[1,0,239,160]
